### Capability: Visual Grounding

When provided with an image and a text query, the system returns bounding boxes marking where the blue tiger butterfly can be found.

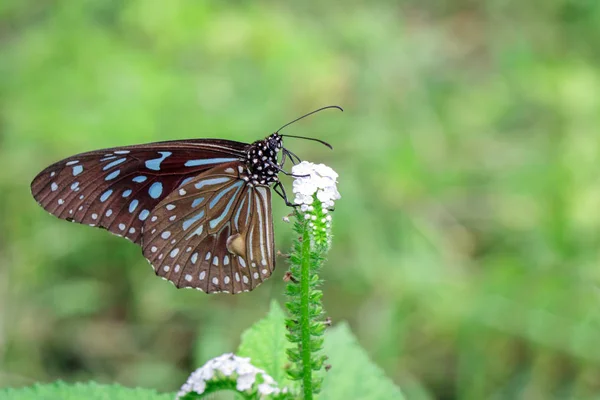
[30,106,341,294]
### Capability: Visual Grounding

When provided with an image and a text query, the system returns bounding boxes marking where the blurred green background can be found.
[2,0,600,398]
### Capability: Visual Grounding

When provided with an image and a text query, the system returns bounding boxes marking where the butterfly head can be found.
[267,133,283,151]
[245,133,283,186]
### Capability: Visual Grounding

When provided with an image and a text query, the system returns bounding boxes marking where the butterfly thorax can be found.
[243,133,282,186]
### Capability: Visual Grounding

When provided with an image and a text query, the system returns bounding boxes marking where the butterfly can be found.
[30,106,341,294]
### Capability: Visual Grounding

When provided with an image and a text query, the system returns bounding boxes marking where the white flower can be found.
[176,353,284,399]
[292,161,340,210]
[290,161,339,248]
[236,372,256,391]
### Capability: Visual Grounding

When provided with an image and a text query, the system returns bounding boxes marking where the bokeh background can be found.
[2,1,600,398]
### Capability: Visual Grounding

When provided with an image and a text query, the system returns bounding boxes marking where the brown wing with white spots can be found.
[141,163,276,294]
[30,140,247,244]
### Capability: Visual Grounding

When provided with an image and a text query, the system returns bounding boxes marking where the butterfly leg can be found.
[273,181,297,207]
[283,148,302,165]
[279,150,288,168]
[269,161,308,179]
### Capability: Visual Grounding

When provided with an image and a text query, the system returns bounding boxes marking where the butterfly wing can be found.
[141,162,276,293]
[30,139,248,244]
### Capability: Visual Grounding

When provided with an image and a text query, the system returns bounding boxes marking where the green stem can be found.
[300,223,313,400]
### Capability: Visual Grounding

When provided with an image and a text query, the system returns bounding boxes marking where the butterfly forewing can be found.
[141,163,276,293]
[30,140,247,243]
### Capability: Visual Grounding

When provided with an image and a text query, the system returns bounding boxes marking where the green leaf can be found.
[0,381,173,400]
[237,300,294,390]
[321,323,404,400]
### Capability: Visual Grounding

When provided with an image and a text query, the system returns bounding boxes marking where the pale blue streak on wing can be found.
[184,158,238,167]
[186,225,204,239]
[243,191,252,227]
[102,157,127,171]
[209,182,244,229]
[100,189,113,202]
[139,209,150,221]
[179,177,193,187]
[129,199,139,213]
[192,197,205,208]
[183,210,205,231]
[194,176,230,190]
[233,194,247,230]
[105,170,120,180]
[148,182,163,199]
[209,181,244,209]
[145,151,172,171]
[132,176,147,183]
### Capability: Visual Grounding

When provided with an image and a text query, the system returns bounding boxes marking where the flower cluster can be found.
[177,353,286,399]
[292,161,340,211]
[291,162,340,248]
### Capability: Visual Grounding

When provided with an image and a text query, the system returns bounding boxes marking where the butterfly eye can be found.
[268,137,281,150]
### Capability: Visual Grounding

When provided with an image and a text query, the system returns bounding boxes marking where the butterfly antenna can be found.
[277,105,343,150]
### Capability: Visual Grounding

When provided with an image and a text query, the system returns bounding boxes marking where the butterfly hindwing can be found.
[30,140,247,243]
[141,163,276,293]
